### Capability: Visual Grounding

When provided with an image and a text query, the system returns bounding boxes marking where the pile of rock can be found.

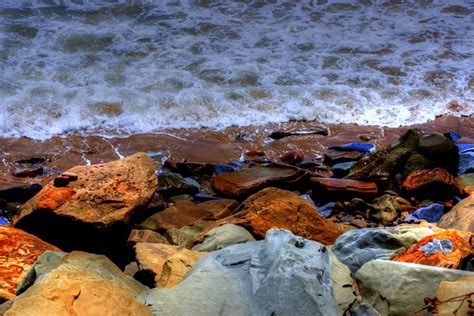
[1,128,473,315]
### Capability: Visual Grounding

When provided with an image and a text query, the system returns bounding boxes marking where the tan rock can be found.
[196,187,344,245]
[433,276,474,315]
[134,243,206,288]
[438,195,474,233]
[0,226,60,301]
[128,229,169,247]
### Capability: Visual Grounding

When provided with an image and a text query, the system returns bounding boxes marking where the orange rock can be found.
[392,230,473,269]
[402,168,463,199]
[244,149,265,157]
[195,187,344,246]
[310,177,378,200]
[0,226,60,300]
[35,187,75,210]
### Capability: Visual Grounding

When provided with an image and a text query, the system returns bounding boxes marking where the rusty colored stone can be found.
[279,151,304,165]
[310,177,378,200]
[0,226,60,300]
[195,187,344,246]
[211,165,306,198]
[401,168,463,199]
[392,230,473,269]
[323,150,362,166]
[245,149,266,157]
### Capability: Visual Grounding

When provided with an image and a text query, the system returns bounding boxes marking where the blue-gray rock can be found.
[157,171,201,198]
[139,229,347,316]
[444,131,461,143]
[332,161,357,178]
[332,227,434,274]
[214,164,238,175]
[318,201,336,218]
[192,224,255,252]
[457,144,474,153]
[0,216,10,226]
[458,151,474,175]
[329,142,376,154]
[300,194,316,207]
[351,303,380,316]
[406,203,444,223]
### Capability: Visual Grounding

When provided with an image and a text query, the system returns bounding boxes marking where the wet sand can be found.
[1,115,472,189]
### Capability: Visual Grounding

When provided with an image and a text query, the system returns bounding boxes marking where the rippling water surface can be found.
[0,0,473,139]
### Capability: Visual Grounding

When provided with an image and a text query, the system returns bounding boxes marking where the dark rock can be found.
[324,150,362,166]
[416,132,459,174]
[127,229,169,247]
[157,171,200,199]
[350,219,368,229]
[193,193,223,202]
[53,175,76,187]
[444,131,461,143]
[406,203,445,223]
[0,184,42,202]
[318,202,336,218]
[458,150,474,175]
[328,142,376,154]
[244,149,266,157]
[168,194,194,203]
[164,157,214,175]
[0,217,10,226]
[269,128,328,139]
[13,166,43,178]
[279,151,304,165]
[332,161,356,178]
[401,168,463,200]
[214,164,237,175]
[340,215,354,222]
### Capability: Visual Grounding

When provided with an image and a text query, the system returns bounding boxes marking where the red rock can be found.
[245,149,266,157]
[310,177,378,200]
[195,187,344,246]
[164,156,214,176]
[139,199,238,233]
[323,150,362,166]
[392,230,473,269]
[401,168,463,199]
[211,165,306,198]
[13,166,43,178]
[0,226,60,301]
[279,151,304,165]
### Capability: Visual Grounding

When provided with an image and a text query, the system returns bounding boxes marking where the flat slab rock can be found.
[195,187,344,246]
[310,177,378,197]
[0,226,60,301]
[211,165,305,198]
[12,152,158,254]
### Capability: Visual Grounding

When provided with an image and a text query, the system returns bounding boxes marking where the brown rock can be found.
[164,156,215,176]
[165,221,212,248]
[139,199,238,233]
[310,177,378,200]
[392,230,473,269]
[196,187,344,246]
[211,165,306,198]
[0,226,60,301]
[12,153,158,263]
[438,195,474,233]
[324,150,362,166]
[134,243,206,288]
[402,168,463,200]
[279,151,304,165]
[350,219,368,229]
[128,229,169,247]
[13,166,43,178]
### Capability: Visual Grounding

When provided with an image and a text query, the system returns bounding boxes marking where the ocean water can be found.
[0,0,473,140]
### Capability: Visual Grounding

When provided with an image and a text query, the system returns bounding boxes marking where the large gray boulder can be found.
[138,229,352,316]
[356,260,474,315]
[332,227,434,274]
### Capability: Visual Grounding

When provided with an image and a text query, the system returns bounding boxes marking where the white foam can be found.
[0,1,473,140]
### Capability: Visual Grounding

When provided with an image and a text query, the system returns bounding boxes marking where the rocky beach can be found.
[0,115,473,315]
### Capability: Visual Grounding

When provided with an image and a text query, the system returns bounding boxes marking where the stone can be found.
[332,226,435,274]
[328,251,357,313]
[168,194,194,203]
[279,151,304,165]
[269,128,328,139]
[406,203,445,223]
[214,163,239,176]
[13,166,43,178]
[351,303,380,316]
[332,161,357,178]
[356,259,474,316]
[458,144,474,152]
[438,194,474,232]
[432,276,474,315]
[416,132,459,174]
[192,224,255,252]
[165,221,212,248]
[456,173,474,194]
[139,199,238,233]
[157,171,200,198]
[402,168,463,200]
[0,226,60,301]
[138,229,347,316]
[324,150,362,166]
[328,142,376,154]
[317,201,336,218]
[128,229,169,247]
[134,243,206,288]
[211,165,306,198]
[392,230,473,269]
[196,188,344,246]
[0,184,42,202]
[310,177,378,200]
[369,194,405,225]
[164,157,214,176]
[458,151,474,175]
[12,153,158,263]
[350,218,368,229]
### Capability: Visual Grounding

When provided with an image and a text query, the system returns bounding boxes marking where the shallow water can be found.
[0,0,473,139]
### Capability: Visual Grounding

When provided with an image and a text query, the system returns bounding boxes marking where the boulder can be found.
[134,243,206,288]
[438,194,474,232]
[211,165,306,198]
[310,178,378,201]
[157,171,200,198]
[356,260,474,315]
[401,168,463,200]
[351,303,380,316]
[196,188,344,246]
[332,226,435,274]
[12,153,158,263]
[433,276,474,315]
[192,224,255,252]
[138,229,349,316]
[392,230,473,269]
[139,199,238,233]
[0,226,60,301]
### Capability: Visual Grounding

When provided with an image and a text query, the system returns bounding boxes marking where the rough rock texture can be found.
[128,229,169,247]
[211,165,305,198]
[332,226,435,274]
[192,224,255,252]
[311,177,378,200]
[356,260,473,316]
[139,199,238,233]
[12,153,158,262]
[134,243,206,288]
[433,276,474,315]
[196,188,344,246]
[402,168,463,199]
[456,173,474,195]
[0,226,60,301]
[392,230,473,269]
[369,194,404,225]
[139,229,348,316]
[157,171,200,198]
[438,194,474,232]
[165,221,212,248]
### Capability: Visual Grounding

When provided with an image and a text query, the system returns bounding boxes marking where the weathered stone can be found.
[128,229,169,247]
[311,177,378,200]
[165,221,212,248]
[351,303,380,316]
[332,226,435,274]
[0,226,60,301]
[196,188,344,246]
[134,243,206,288]
[328,142,376,154]
[458,151,474,175]
[392,230,473,269]
[324,150,362,166]
[438,194,474,232]
[193,224,255,252]
[406,203,445,223]
[139,229,347,315]
[269,128,328,139]
[356,259,474,316]
[433,276,474,315]
[369,194,405,225]
[402,168,463,200]
[13,166,43,178]
[211,165,306,198]
[456,173,474,195]
[164,157,214,176]
[157,171,200,198]
[279,151,304,165]
[139,199,238,233]
[332,161,357,178]
[12,153,158,262]
[416,131,459,174]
